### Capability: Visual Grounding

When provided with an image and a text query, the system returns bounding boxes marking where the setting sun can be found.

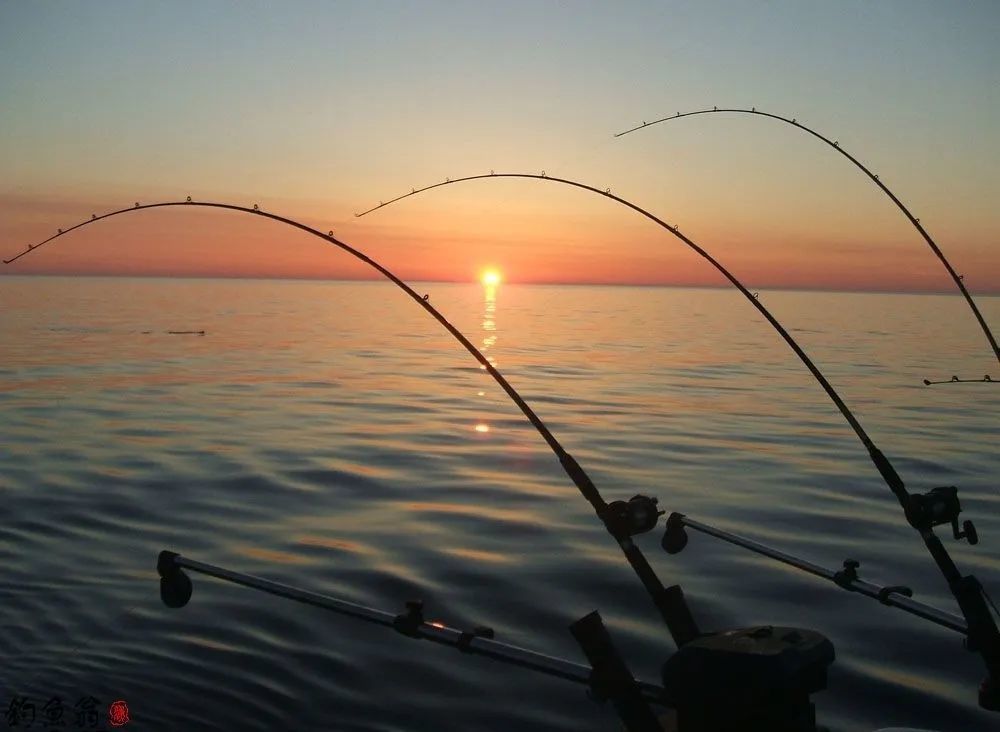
[480,269,502,286]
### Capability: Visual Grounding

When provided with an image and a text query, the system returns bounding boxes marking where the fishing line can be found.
[614,107,999,380]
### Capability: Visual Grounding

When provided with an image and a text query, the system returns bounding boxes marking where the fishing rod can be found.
[4,198,699,639]
[9,195,998,724]
[614,107,999,382]
[355,172,1000,710]
[5,198,696,730]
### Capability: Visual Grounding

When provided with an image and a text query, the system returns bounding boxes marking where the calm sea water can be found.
[1,276,997,731]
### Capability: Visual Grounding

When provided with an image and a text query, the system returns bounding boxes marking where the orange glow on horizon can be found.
[0,192,997,295]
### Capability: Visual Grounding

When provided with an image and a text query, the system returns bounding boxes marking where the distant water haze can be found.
[1,276,997,731]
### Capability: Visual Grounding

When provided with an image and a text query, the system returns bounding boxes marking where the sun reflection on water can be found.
[473,272,501,434]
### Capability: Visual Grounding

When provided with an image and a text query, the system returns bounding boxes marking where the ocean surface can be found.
[1,275,997,731]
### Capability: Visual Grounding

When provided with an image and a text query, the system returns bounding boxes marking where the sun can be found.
[481,269,502,286]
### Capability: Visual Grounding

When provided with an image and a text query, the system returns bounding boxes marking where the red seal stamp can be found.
[108,700,130,727]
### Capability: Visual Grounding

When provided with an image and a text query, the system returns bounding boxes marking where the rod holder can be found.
[570,611,663,732]
[153,551,668,709]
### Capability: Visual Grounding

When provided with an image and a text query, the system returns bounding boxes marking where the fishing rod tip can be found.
[923,379,932,386]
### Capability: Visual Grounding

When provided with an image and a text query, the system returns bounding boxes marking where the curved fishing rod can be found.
[3,200,588,490]
[356,174,893,489]
[4,198,698,649]
[615,107,999,379]
[356,172,1000,703]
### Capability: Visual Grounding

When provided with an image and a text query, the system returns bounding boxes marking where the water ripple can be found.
[1,279,997,731]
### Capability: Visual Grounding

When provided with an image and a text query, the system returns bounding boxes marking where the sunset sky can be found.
[1,2,998,292]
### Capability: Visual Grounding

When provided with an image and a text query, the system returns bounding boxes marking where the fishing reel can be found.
[600,495,664,538]
[904,486,978,544]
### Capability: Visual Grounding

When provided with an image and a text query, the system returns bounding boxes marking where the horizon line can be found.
[2,271,997,297]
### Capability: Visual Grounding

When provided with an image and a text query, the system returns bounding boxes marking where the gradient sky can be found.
[1,1,998,292]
